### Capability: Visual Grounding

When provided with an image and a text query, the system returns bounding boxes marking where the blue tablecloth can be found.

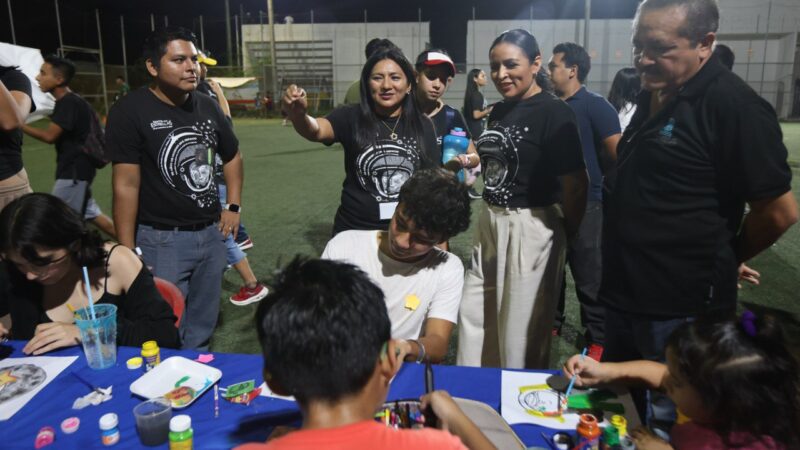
[0,341,565,449]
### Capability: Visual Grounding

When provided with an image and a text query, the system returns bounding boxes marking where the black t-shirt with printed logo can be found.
[51,92,95,181]
[0,67,36,180]
[464,90,486,138]
[105,87,238,226]
[325,105,439,234]
[477,92,584,208]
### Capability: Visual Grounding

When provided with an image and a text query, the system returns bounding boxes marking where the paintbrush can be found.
[562,347,588,411]
[423,359,439,428]
[72,371,104,394]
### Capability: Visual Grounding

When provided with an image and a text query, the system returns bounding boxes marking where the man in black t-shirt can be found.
[22,56,116,238]
[601,0,798,437]
[548,42,622,361]
[107,28,244,350]
[0,65,36,210]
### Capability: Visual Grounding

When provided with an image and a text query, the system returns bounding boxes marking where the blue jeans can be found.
[218,183,250,243]
[136,224,226,350]
[603,307,694,440]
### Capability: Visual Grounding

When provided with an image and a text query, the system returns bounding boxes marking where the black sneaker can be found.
[468,187,482,200]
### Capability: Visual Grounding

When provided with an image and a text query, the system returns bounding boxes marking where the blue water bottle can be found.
[442,128,469,182]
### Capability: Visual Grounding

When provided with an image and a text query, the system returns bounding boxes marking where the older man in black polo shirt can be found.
[600,0,798,438]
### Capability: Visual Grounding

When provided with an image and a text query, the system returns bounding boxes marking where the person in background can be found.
[563,313,799,449]
[713,43,735,70]
[457,29,588,370]
[22,55,116,239]
[114,75,130,103]
[0,64,35,210]
[413,49,482,200]
[322,168,471,364]
[197,50,254,251]
[599,0,797,438]
[0,193,179,354]
[607,67,640,131]
[462,69,491,138]
[236,256,495,450]
[548,42,621,362]
[283,46,438,235]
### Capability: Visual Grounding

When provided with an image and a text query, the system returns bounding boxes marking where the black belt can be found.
[140,220,215,231]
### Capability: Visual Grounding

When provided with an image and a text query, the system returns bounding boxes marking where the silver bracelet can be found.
[409,339,426,363]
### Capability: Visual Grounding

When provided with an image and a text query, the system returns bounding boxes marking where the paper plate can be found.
[129,356,221,409]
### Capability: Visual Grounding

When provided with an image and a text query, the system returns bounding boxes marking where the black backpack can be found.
[81,105,109,169]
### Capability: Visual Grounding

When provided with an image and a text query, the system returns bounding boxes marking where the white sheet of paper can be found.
[258,382,296,402]
[0,356,78,421]
[379,202,398,220]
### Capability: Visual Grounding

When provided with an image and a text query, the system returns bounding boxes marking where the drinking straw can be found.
[82,266,97,321]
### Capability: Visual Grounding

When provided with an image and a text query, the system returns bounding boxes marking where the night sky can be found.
[1,0,640,65]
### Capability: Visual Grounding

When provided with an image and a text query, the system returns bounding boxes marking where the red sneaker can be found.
[587,344,604,362]
[230,283,268,306]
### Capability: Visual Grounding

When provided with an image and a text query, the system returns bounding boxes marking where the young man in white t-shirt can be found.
[322,168,471,363]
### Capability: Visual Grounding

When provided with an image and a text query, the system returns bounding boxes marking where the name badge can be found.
[379,202,398,220]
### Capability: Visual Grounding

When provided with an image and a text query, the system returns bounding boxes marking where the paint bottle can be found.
[169,415,193,450]
[141,340,161,371]
[577,414,601,450]
[602,424,620,449]
[99,413,120,446]
[610,415,636,449]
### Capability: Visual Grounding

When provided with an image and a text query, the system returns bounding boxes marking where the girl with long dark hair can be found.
[462,69,491,138]
[0,193,179,354]
[283,47,438,234]
[457,29,588,369]
[607,67,640,130]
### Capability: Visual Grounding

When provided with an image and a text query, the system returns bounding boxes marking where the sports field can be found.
[20,119,800,366]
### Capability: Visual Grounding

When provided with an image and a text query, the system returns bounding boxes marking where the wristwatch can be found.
[226,204,241,213]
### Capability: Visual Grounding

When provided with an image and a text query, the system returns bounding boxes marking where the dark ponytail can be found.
[666,313,800,448]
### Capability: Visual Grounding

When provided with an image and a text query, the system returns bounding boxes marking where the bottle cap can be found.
[126,357,143,369]
[61,417,80,434]
[170,415,191,433]
[142,340,158,350]
[99,413,118,430]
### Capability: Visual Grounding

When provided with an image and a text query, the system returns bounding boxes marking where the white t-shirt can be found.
[618,102,636,131]
[321,230,464,340]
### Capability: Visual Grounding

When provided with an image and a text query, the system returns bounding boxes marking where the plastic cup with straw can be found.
[82,266,102,363]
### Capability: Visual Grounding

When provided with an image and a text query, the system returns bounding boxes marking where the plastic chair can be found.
[154,277,185,328]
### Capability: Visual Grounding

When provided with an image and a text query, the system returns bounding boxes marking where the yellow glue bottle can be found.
[141,341,160,371]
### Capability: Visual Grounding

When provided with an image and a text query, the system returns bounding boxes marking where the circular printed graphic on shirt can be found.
[356,138,422,201]
[158,121,219,208]
[0,364,47,405]
[477,126,520,206]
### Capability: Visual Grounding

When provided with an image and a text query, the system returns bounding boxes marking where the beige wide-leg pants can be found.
[457,202,566,369]
[0,168,32,211]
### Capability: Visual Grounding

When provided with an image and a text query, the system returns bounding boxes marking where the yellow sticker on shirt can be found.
[404,294,421,311]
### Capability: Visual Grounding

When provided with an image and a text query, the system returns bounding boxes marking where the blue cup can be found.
[74,304,117,369]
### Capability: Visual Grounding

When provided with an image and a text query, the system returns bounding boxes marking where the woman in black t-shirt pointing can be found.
[456,29,588,370]
[283,47,438,235]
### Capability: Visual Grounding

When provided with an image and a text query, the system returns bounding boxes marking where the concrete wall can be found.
[243,22,430,104]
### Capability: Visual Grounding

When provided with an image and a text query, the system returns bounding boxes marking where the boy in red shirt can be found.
[237,257,494,450]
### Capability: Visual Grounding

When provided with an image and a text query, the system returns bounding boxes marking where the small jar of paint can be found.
[168,415,193,450]
[141,340,161,371]
[577,413,601,450]
[99,413,120,446]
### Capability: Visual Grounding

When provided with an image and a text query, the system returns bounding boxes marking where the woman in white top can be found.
[607,67,640,131]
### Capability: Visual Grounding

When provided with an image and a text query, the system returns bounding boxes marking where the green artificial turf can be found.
[19,119,800,365]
